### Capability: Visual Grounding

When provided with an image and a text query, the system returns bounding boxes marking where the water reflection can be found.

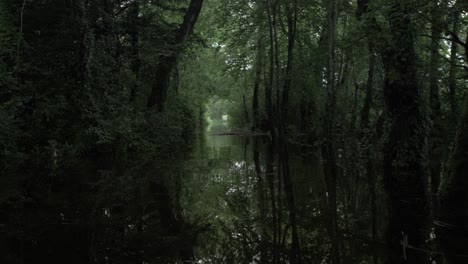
[182,135,329,263]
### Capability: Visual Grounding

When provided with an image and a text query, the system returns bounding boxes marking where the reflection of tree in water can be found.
[183,133,404,263]
[183,136,323,263]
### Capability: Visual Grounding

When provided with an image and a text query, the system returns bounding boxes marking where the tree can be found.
[147,0,204,111]
[438,99,468,264]
[322,0,339,262]
[381,1,429,263]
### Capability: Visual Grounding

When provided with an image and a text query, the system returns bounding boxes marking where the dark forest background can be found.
[0,0,467,263]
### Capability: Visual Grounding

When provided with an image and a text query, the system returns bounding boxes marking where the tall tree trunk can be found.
[262,30,278,247]
[360,42,374,129]
[363,40,378,264]
[448,12,459,125]
[273,0,280,114]
[252,33,263,131]
[437,98,468,264]
[283,3,299,261]
[280,0,298,126]
[322,0,339,262]
[243,93,250,127]
[147,0,204,111]
[428,0,444,216]
[382,2,428,263]
[265,0,276,134]
[129,0,140,102]
[356,1,379,262]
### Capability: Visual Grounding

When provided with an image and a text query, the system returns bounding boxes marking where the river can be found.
[179,133,381,263]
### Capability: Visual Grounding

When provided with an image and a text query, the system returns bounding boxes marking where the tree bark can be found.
[253,138,268,263]
[279,137,301,264]
[147,0,204,111]
[283,3,299,261]
[252,33,263,131]
[382,2,428,263]
[129,0,140,102]
[448,12,459,125]
[322,0,339,262]
[428,0,445,216]
[265,0,276,133]
[266,141,279,263]
[242,93,250,126]
[280,0,298,126]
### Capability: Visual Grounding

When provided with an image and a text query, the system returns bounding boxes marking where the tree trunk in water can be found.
[266,140,278,263]
[282,4,299,262]
[428,1,444,216]
[437,98,468,264]
[382,2,428,263]
[253,138,268,263]
[356,7,378,260]
[322,0,339,262]
[147,0,204,110]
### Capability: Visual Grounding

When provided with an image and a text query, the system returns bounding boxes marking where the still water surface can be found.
[180,133,376,263]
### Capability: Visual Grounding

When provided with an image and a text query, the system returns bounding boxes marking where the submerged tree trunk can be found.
[279,137,301,263]
[147,0,204,111]
[266,141,279,263]
[281,4,300,262]
[382,2,428,263]
[253,138,268,263]
[261,45,278,255]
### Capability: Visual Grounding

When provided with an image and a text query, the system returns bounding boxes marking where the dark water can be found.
[180,134,374,263]
[178,131,464,264]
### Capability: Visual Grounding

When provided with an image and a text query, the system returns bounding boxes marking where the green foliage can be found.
[0,0,203,263]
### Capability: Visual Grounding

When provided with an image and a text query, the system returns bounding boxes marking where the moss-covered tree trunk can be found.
[382,1,428,263]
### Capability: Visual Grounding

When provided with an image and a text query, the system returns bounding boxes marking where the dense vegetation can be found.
[0,0,467,263]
